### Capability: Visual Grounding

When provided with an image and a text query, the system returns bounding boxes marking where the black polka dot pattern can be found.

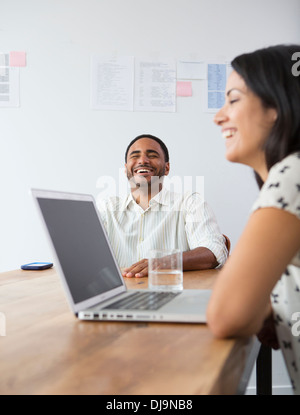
[252,153,300,394]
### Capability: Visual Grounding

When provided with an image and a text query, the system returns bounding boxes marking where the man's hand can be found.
[122,259,148,278]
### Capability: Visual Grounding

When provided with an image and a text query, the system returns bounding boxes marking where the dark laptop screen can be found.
[37,197,123,303]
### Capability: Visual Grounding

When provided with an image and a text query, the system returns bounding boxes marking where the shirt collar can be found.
[123,186,171,210]
[151,186,170,206]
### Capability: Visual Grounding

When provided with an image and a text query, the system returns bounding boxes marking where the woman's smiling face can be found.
[214,70,277,180]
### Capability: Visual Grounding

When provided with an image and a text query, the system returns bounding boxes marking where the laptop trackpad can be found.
[160,289,212,313]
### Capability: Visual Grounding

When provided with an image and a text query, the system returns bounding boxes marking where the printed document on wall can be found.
[90,55,134,111]
[177,60,206,80]
[204,62,231,112]
[0,53,20,107]
[134,59,176,112]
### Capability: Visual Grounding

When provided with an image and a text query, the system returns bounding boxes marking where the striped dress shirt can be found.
[97,187,228,269]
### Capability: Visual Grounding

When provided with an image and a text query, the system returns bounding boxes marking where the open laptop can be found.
[32,189,211,323]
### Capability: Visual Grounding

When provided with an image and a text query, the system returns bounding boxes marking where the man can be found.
[98,134,228,278]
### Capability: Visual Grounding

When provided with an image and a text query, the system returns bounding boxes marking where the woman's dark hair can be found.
[125,134,169,162]
[231,44,300,188]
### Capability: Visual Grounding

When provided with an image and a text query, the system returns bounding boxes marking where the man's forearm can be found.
[122,247,218,278]
[182,247,218,271]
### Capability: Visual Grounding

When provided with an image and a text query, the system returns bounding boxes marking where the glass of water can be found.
[148,249,183,292]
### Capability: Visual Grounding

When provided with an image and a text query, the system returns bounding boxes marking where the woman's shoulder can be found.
[269,152,300,178]
[252,152,300,219]
[264,152,300,189]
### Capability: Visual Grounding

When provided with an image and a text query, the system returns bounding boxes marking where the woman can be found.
[207,44,300,394]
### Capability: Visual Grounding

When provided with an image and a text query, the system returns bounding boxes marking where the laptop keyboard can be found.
[103,291,180,311]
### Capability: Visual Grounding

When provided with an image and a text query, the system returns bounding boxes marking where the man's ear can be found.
[165,162,170,176]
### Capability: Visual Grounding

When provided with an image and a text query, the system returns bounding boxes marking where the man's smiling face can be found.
[125,137,170,187]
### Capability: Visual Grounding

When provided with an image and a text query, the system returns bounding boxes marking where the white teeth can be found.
[223,130,236,139]
[137,169,150,173]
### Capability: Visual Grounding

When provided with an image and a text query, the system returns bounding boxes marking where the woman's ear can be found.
[270,108,278,123]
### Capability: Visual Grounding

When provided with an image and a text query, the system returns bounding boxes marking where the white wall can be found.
[1,0,299,393]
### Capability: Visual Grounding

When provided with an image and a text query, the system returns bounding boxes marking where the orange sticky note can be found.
[176,81,192,97]
[9,51,26,67]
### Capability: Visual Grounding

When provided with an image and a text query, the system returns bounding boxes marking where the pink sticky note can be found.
[176,81,192,97]
[9,51,26,67]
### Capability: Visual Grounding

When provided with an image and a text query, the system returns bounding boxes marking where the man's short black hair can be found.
[125,134,169,162]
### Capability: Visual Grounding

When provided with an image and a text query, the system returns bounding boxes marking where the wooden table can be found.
[0,267,258,395]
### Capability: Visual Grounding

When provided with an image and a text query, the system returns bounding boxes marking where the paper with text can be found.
[134,58,176,112]
[90,55,134,111]
[0,53,20,107]
[204,63,232,112]
[177,60,206,80]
